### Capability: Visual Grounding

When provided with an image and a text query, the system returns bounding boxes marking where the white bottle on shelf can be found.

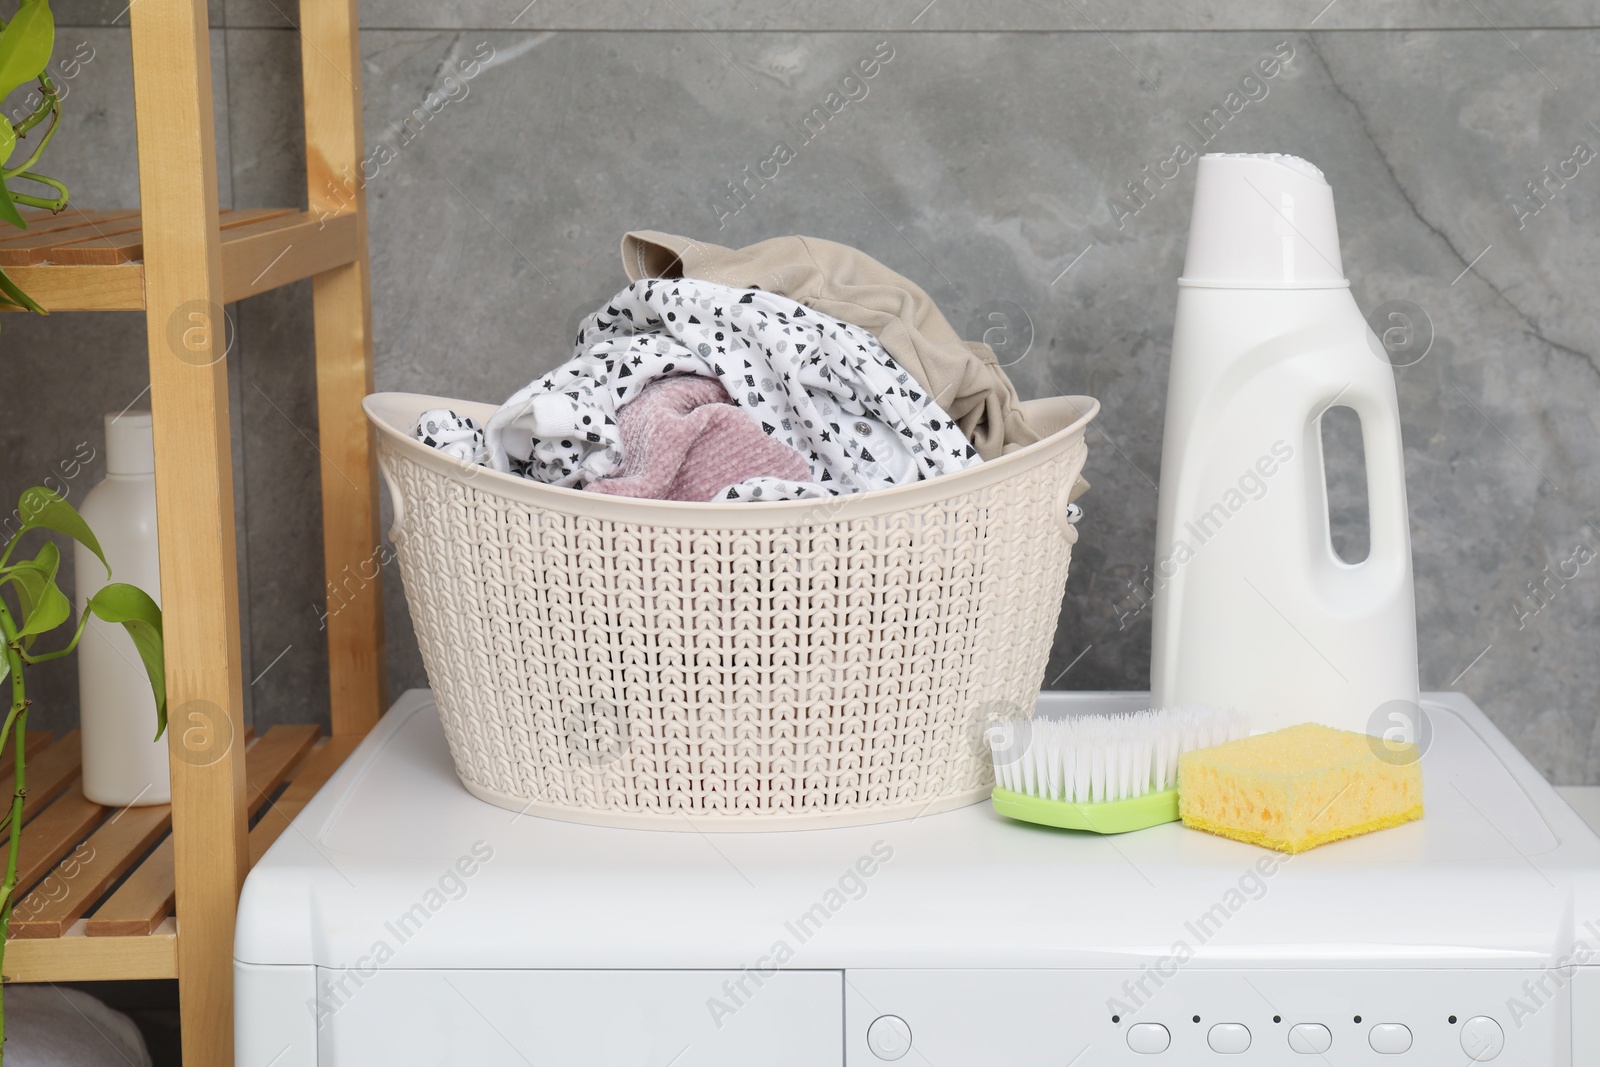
[76,410,168,806]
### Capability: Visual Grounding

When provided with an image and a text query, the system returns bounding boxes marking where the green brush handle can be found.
[991,787,1180,834]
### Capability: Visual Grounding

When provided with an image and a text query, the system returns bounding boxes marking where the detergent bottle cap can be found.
[1180,153,1347,288]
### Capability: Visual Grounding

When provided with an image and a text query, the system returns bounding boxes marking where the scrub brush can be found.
[989,706,1248,833]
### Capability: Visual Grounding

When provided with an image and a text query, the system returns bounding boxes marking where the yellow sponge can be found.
[1178,723,1422,853]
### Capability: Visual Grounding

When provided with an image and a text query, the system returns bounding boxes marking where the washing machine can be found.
[235,689,1600,1065]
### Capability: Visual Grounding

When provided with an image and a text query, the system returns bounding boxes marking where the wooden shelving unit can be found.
[1,1,385,1063]
[0,207,361,309]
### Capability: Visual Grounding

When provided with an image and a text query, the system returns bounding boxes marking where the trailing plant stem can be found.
[3,96,60,180]
[0,600,28,1059]
[6,173,67,211]
[12,74,57,139]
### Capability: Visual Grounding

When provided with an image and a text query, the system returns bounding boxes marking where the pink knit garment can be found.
[586,375,811,502]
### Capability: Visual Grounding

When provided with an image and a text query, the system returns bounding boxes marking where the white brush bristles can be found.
[989,706,1249,803]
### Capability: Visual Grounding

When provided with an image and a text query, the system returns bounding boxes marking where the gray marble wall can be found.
[7,3,1597,783]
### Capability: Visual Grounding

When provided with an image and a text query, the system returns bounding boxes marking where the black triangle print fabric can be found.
[415,408,486,463]
[415,278,982,502]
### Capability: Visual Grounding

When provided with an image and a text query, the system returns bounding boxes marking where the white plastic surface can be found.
[235,962,316,1067]
[1288,1023,1332,1053]
[1370,1023,1412,1053]
[316,969,841,1066]
[1462,1016,1505,1060]
[1181,153,1345,288]
[239,691,1590,971]
[237,690,1600,1065]
[76,411,167,806]
[1558,786,1600,831]
[1127,1023,1170,1054]
[1578,970,1600,1064]
[1207,1023,1250,1053]
[1153,175,1420,733]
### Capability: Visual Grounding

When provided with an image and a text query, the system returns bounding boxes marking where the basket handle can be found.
[377,451,408,544]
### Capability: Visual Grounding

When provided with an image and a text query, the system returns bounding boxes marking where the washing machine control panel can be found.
[847,969,1552,1064]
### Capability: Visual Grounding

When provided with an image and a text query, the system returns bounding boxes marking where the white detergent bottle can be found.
[1150,153,1419,735]
[77,410,169,806]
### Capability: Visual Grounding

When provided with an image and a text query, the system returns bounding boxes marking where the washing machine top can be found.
[235,690,1600,973]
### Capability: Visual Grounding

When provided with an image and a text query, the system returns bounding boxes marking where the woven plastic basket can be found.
[365,391,1099,830]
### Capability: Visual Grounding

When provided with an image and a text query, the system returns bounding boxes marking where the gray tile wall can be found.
[7,4,1597,783]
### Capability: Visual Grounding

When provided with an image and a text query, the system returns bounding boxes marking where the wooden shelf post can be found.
[128,0,248,1063]
[300,0,388,737]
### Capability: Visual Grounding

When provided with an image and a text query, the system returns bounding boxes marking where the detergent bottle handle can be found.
[1310,373,1411,586]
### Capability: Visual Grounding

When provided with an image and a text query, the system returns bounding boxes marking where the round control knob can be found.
[1461,1016,1504,1061]
[1207,1023,1251,1053]
[866,1015,913,1061]
[1369,1023,1412,1054]
[1127,1022,1170,1054]
[1288,1023,1332,1054]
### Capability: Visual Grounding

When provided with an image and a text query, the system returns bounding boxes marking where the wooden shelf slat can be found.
[0,729,55,775]
[2,919,177,983]
[244,725,322,802]
[0,207,359,310]
[50,208,299,266]
[0,211,142,264]
[80,836,174,939]
[10,804,171,938]
[10,726,271,932]
[248,735,360,865]
[12,784,105,900]
[81,725,320,938]
[2,209,138,242]
[0,217,145,265]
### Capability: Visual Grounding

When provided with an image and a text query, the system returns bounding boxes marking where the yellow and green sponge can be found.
[1178,723,1423,853]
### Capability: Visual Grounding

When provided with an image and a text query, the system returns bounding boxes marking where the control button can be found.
[1207,1023,1251,1054]
[866,1015,912,1061]
[1461,1016,1504,1061]
[1288,1023,1332,1054]
[1127,1023,1170,1054]
[1370,1023,1413,1054]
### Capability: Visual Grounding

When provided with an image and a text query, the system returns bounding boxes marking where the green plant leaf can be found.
[15,570,68,638]
[2,540,59,648]
[87,583,166,739]
[0,194,24,233]
[0,187,23,231]
[2,486,107,575]
[13,604,88,665]
[0,112,27,236]
[0,0,54,100]
[2,552,47,616]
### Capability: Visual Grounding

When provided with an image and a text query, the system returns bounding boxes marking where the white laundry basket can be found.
[365,391,1099,830]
